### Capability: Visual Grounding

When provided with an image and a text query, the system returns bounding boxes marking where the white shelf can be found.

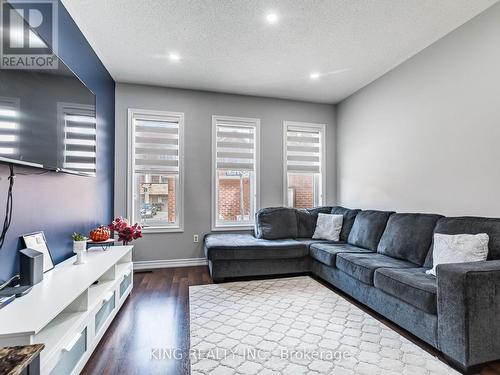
[116,262,132,277]
[0,246,132,336]
[88,279,116,309]
[0,245,134,375]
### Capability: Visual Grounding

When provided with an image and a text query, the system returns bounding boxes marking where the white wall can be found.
[336,3,500,217]
[115,84,336,262]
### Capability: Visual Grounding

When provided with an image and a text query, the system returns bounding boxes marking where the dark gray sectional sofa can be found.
[203,206,500,372]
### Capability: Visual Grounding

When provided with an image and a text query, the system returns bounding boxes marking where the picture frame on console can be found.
[22,232,54,273]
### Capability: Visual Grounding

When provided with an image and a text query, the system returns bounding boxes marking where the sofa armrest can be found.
[437,260,500,369]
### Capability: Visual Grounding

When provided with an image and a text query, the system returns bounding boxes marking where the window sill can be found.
[141,226,184,234]
[211,225,254,232]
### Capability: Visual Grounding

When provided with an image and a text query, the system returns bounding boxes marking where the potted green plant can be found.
[72,232,87,265]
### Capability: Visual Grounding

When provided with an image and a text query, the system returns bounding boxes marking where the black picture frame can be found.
[22,231,55,273]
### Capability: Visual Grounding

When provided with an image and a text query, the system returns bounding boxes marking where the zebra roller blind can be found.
[62,103,96,175]
[215,120,256,171]
[133,114,180,174]
[285,125,322,173]
[0,97,19,157]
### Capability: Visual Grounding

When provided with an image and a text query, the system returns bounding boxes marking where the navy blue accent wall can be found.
[0,1,115,280]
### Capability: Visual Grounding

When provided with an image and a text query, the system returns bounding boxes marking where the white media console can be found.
[0,245,133,375]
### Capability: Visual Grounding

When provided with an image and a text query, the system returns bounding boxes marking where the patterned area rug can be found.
[189,276,459,375]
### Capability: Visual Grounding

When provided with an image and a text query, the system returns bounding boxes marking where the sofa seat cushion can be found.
[295,238,341,248]
[204,234,307,261]
[310,243,372,267]
[374,268,437,314]
[348,210,395,251]
[336,252,415,285]
[377,213,443,265]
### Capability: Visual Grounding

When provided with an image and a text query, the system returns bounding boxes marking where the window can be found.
[283,121,325,208]
[128,109,184,232]
[0,97,20,158]
[212,116,260,230]
[58,102,96,175]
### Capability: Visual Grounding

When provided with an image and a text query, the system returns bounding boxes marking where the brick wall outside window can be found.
[288,174,314,209]
[167,176,176,222]
[217,177,251,221]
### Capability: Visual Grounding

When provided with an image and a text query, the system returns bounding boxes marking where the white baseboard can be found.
[133,257,208,270]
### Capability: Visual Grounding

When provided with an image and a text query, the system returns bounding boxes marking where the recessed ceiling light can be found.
[266,13,278,24]
[168,52,180,62]
[310,72,320,80]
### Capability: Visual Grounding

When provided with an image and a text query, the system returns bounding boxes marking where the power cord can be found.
[0,164,52,250]
[0,164,14,249]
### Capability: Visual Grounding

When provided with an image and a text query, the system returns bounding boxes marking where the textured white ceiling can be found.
[62,0,498,103]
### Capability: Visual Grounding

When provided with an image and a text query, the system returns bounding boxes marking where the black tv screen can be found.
[0,10,96,176]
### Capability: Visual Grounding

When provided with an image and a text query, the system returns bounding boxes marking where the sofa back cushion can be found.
[424,216,500,267]
[296,206,333,238]
[348,210,394,250]
[377,213,442,265]
[331,206,361,241]
[255,207,298,239]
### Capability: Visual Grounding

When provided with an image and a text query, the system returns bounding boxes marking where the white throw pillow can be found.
[426,233,489,276]
[312,214,343,241]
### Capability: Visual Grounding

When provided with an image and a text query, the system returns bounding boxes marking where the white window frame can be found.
[127,108,184,233]
[283,121,326,207]
[212,115,260,231]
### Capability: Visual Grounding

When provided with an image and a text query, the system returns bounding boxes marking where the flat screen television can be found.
[0,8,96,176]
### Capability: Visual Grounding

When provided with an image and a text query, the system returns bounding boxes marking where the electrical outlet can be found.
[193,234,199,243]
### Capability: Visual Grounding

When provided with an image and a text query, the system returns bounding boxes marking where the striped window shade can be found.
[285,125,322,173]
[62,104,96,175]
[133,116,180,174]
[215,121,256,171]
[0,97,20,157]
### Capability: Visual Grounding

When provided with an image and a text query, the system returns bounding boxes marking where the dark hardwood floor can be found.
[82,267,212,375]
[82,266,500,375]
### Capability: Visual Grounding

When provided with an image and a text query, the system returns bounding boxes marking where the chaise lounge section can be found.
[203,206,500,372]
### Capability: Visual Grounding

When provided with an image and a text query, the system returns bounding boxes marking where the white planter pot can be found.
[73,241,87,265]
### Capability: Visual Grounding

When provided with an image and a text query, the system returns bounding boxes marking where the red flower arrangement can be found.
[108,217,142,245]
